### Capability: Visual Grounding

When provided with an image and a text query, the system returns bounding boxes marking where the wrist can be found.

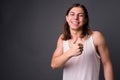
[65,50,73,58]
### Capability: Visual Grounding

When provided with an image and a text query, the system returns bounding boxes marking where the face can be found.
[66,7,86,30]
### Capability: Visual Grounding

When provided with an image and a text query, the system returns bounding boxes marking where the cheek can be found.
[66,16,69,22]
[66,17,71,23]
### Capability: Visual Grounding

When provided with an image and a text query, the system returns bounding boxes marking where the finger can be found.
[79,46,83,49]
[78,44,83,53]
[80,49,83,53]
[78,43,83,47]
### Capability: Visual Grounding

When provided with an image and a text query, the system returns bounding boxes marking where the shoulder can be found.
[92,31,105,39]
[92,31,103,36]
[56,34,64,47]
[92,31,106,46]
[58,34,64,42]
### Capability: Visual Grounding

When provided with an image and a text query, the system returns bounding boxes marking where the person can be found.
[51,3,114,80]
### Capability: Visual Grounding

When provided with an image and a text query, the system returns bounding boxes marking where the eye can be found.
[69,12,75,16]
[69,13,74,16]
[78,13,85,17]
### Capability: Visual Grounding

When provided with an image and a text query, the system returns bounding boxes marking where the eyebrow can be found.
[69,11,84,14]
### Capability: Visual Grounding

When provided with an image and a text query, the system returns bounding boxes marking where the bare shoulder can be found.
[52,34,64,58]
[56,34,64,48]
[92,31,104,37]
[92,31,106,45]
[92,31,105,39]
[57,34,64,43]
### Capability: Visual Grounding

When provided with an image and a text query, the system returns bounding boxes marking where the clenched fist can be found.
[68,38,84,57]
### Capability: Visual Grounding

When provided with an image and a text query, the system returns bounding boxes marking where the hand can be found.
[68,38,83,57]
[78,43,83,53]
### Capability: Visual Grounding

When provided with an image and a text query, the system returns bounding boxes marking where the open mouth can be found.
[71,21,80,26]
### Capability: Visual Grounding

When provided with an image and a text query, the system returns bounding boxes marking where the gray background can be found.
[1,0,120,80]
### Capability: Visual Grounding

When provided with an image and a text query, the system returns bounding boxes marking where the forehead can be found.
[69,7,84,13]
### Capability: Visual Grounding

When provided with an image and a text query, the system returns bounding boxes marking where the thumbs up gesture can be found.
[68,38,83,57]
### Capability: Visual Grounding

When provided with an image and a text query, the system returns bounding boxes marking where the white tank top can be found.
[63,36,100,80]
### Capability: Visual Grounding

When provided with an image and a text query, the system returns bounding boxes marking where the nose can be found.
[74,14,79,20]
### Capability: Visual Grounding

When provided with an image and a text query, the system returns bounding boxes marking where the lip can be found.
[71,21,80,26]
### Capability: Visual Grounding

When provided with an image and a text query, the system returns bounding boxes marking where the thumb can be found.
[73,37,79,44]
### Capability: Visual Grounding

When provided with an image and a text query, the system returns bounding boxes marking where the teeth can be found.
[72,21,79,25]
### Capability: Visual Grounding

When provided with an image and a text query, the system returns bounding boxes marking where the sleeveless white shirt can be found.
[63,36,100,80]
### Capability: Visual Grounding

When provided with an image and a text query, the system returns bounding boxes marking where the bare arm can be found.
[93,31,114,80]
[51,34,82,69]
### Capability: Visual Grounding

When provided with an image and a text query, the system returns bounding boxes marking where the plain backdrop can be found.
[1,0,120,80]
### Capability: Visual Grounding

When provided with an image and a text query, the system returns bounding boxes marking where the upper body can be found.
[51,3,114,80]
[62,33,100,80]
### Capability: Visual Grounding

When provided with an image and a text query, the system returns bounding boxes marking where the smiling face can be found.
[66,7,87,31]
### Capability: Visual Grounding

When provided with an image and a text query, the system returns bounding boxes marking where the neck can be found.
[70,29,82,39]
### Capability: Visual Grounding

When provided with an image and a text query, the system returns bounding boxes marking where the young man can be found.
[51,3,114,80]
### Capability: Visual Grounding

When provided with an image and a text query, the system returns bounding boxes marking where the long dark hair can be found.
[62,3,92,40]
